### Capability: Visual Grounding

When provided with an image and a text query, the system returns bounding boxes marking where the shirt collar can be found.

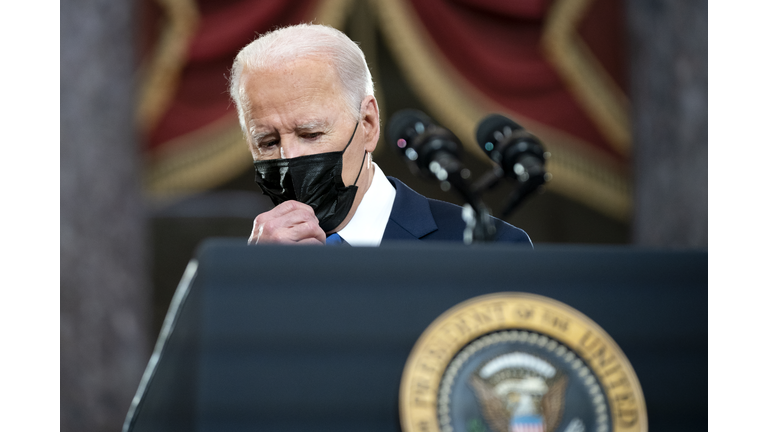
[336,162,396,246]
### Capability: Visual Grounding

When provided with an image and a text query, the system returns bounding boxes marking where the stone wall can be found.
[61,0,150,430]
[627,0,708,248]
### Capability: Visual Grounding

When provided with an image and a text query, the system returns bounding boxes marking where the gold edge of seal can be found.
[399,292,647,432]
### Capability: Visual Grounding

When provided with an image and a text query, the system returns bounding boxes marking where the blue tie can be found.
[326,233,344,245]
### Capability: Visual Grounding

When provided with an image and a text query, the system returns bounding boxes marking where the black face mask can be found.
[253,122,365,232]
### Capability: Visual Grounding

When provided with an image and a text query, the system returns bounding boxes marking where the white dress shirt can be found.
[336,162,396,246]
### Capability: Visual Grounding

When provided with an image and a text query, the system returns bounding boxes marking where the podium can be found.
[124,240,706,432]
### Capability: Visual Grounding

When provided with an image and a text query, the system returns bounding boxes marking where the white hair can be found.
[229,24,375,134]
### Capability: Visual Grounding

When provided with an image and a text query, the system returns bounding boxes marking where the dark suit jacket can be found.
[381,177,532,247]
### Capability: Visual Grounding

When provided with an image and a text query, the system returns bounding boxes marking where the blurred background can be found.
[60,0,707,430]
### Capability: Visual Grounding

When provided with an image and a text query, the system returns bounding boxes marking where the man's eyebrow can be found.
[251,130,271,143]
[249,120,330,143]
[295,120,330,131]
[247,120,272,143]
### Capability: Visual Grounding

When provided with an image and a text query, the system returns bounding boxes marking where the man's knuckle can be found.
[301,208,317,220]
[254,213,269,225]
[261,219,277,232]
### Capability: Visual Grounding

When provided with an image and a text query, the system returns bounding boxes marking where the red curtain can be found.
[407,0,627,159]
[145,0,319,151]
[139,0,630,218]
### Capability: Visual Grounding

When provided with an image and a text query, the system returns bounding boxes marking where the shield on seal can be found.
[511,414,544,432]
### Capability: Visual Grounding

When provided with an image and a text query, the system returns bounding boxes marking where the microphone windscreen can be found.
[475,114,523,152]
[386,109,433,147]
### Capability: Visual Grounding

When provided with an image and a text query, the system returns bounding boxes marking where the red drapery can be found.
[406,0,627,159]
[144,0,319,151]
[139,0,630,218]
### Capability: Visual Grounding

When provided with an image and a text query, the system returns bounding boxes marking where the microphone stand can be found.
[429,153,496,244]
[469,150,549,220]
[500,173,546,219]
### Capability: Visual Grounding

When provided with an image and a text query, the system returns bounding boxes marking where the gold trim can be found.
[374,0,486,153]
[541,131,631,220]
[144,115,252,196]
[542,0,631,155]
[400,293,647,432]
[374,0,631,220]
[312,0,357,28]
[136,0,200,132]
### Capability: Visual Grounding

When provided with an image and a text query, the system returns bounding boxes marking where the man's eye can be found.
[260,139,278,148]
[302,132,322,140]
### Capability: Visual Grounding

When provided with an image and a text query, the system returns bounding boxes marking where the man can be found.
[228,24,531,247]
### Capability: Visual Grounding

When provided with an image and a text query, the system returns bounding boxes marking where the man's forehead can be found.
[240,56,350,137]
[242,56,337,88]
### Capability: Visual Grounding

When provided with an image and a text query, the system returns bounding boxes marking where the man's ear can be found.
[360,95,380,153]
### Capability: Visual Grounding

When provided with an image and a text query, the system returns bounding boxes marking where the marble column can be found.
[61,0,150,430]
[627,0,708,248]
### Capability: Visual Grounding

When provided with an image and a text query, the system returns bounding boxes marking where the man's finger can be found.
[264,220,325,244]
[253,201,317,232]
[264,200,318,221]
[249,202,325,245]
[296,237,324,245]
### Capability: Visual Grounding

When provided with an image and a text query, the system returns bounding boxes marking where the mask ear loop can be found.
[342,121,360,152]
[343,121,367,186]
[352,149,366,186]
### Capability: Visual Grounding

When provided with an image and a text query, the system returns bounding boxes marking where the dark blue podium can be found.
[124,240,706,432]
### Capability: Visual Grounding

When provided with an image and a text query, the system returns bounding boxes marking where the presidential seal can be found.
[399,293,646,432]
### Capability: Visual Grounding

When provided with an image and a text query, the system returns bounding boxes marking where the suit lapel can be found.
[383,177,438,240]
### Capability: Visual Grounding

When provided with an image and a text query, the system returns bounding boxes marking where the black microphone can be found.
[475,114,546,183]
[475,114,549,217]
[386,109,466,183]
[386,109,497,242]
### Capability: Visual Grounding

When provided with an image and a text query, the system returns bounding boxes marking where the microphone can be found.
[475,114,546,183]
[475,114,549,218]
[386,109,466,183]
[386,109,496,242]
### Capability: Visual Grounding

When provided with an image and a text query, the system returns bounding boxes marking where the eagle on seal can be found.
[469,353,568,432]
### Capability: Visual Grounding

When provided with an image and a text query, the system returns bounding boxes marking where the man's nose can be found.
[279,136,306,159]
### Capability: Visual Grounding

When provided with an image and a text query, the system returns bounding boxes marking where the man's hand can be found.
[248,200,326,245]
